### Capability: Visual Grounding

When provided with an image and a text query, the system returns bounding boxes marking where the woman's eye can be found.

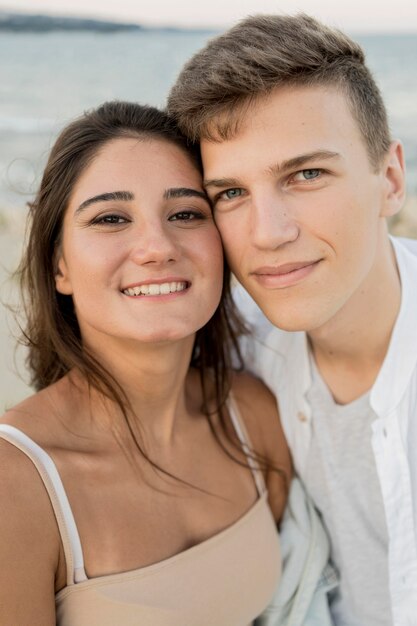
[293,169,322,182]
[220,188,244,200]
[91,214,128,225]
[169,211,204,221]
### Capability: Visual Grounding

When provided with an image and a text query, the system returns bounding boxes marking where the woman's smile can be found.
[55,136,224,346]
[121,279,190,298]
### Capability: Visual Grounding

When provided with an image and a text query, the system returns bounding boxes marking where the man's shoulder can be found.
[392,235,417,263]
[391,237,417,300]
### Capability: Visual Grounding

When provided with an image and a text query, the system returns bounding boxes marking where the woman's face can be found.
[55,137,223,348]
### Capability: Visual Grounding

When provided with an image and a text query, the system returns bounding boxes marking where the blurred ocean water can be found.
[0,30,416,211]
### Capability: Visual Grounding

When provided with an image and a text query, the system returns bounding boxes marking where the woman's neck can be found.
[76,334,198,446]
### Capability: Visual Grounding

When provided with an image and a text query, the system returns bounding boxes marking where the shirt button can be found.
[297,411,308,422]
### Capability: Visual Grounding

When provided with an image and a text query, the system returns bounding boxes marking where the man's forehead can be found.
[201,84,350,141]
[201,86,362,176]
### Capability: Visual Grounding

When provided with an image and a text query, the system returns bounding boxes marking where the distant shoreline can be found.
[0,12,216,34]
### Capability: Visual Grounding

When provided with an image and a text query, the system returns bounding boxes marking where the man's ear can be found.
[54,249,73,295]
[380,140,406,218]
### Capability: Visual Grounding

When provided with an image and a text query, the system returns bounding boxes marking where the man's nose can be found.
[250,195,300,250]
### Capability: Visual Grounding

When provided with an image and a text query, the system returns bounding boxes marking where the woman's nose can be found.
[129,225,179,266]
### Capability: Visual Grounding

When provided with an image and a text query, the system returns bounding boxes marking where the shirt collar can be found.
[370,237,417,416]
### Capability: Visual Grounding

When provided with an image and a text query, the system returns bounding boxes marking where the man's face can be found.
[202,86,404,332]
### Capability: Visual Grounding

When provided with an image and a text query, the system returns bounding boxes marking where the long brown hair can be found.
[18,100,251,474]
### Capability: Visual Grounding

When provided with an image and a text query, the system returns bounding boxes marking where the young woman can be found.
[0,101,291,625]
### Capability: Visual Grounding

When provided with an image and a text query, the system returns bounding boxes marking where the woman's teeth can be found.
[123,281,187,296]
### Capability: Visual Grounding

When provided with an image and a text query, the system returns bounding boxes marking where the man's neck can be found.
[308,236,401,405]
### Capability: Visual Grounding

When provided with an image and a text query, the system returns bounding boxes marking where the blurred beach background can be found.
[1,1,417,410]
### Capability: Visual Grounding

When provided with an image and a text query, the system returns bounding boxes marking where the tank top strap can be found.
[0,424,87,585]
[226,393,266,496]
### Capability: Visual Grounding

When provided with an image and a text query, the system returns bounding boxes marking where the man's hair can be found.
[167,13,391,169]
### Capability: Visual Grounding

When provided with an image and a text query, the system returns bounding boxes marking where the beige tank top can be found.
[0,397,281,626]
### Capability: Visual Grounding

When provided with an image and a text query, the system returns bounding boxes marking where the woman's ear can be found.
[380,140,406,218]
[54,248,73,295]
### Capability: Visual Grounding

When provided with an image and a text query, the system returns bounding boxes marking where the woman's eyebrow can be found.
[76,190,134,213]
[163,187,208,201]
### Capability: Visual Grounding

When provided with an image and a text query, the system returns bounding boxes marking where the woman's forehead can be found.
[66,137,203,214]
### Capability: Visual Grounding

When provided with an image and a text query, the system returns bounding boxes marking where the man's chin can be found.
[265,316,315,333]
[251,300,330,334]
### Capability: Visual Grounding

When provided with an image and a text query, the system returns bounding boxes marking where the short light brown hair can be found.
[167,13,391,169]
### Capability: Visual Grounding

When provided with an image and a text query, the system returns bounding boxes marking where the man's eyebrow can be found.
[204,151,340,190]
[268,150,340,175]
[76,191,134,213]
[204,177,241,190]
[163,187,208,201]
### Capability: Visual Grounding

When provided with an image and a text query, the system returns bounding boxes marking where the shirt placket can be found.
[372,414,417,625]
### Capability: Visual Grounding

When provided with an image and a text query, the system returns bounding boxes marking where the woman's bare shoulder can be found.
[230,371,282,442]
[0,374,81,444]
[231,370,276,406]
[230,371,287,452]
[0,397,61,543]
[0,384,52,429]
[0,392,66,580]
[0,426,61,624]
[230,371,293,522]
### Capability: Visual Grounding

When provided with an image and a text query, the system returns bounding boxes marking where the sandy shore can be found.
[1,196,417,413]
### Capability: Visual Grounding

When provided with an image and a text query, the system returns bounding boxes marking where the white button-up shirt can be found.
[237,237,417,626]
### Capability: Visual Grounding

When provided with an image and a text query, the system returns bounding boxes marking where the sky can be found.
[2,0,417,32]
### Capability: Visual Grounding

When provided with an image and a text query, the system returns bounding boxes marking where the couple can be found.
[0,13,415,626]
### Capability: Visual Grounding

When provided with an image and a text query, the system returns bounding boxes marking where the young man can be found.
[168,14,417,626]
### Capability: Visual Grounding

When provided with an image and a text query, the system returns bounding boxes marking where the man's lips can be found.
[251,260,322,287]
[253,260,320,275]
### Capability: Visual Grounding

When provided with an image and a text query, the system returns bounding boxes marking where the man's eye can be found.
[293,169,322,181]
[220,188,244,200]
